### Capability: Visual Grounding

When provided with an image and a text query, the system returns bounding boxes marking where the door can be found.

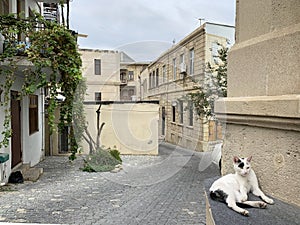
[11,91,22,168]
[59,126,69,153]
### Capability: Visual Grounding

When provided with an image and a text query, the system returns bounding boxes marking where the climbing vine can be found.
[0,12,85,159]
[188,43,228,119]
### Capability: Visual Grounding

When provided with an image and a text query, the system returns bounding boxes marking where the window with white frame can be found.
[188,100,194,126]
[189,48,194,75]
[128,71,134,81]
[173,58,177,80]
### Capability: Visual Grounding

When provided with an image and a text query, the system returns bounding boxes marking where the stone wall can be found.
[215,0,300,206]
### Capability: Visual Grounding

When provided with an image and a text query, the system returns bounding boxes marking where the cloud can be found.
[69,0,235,61]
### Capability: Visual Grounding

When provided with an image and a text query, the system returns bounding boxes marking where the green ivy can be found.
[0,12,86,159]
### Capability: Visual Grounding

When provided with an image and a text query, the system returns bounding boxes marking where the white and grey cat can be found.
[209,156,274,216]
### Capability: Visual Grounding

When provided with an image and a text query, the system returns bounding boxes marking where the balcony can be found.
[120,78,128,85]
[44,7,58,21]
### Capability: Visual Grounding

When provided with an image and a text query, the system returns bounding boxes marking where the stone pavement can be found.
[0,142,220,225]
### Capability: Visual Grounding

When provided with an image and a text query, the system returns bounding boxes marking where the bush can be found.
[82,148,121,172]
[109,149,122,162]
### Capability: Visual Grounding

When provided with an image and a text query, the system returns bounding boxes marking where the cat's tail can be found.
[210,189,227,203]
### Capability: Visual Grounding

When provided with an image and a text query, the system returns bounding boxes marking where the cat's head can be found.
[233,156,252,176]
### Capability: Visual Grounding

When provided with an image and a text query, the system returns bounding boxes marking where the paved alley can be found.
[0,142,220,225]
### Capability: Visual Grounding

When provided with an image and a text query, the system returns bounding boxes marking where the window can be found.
[152,70,156,88]
[173,58,177,80]
[180,53,185,64]
[179,101,183,124]
[189,48,194,75]
[120,70,127,83]
[149,72,152,89]
[128,71,134,81]
[180,53,185,78]
[156,68,159,87]
[95,92,101,101]
[172,106,176,122]
[211,42,220,63]
[29,94,39,134]
[0,89,2,102]
[188,100,194,126]
[162,65,166,83]
[120,86,135,101]
[94,59,101,75]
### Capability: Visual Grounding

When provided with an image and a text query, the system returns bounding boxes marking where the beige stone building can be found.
[215,0,300,206]
[80,49,121,102]
[140,22,235,152]
[120,60,149,101]
[80,49,149,102]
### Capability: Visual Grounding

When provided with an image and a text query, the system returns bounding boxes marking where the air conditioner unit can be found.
[180,63,187,74]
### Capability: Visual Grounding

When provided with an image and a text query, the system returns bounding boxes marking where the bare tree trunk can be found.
[96,122,105,150]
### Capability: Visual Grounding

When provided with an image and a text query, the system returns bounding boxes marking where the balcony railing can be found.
[43,6,58,22]
[0,40,31,55]
[0,29,78,55]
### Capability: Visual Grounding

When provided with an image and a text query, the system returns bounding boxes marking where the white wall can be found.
[0,74,44,180]
[21,89,45,166]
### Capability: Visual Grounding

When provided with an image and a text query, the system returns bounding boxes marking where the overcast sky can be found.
[69,0,236,61]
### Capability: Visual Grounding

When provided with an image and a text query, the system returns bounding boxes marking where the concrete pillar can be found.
[215,0,300,206]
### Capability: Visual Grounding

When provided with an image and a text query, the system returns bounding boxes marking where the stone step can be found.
[12,163,43,182]
[22,167,43,182]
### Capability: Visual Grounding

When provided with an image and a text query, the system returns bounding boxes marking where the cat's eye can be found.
[246,167,250,169]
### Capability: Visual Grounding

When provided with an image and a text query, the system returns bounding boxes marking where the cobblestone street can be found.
[0,142,220,225]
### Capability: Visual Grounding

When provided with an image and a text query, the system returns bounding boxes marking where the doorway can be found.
[11,91,22,168]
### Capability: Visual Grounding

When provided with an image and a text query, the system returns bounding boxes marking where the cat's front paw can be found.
[259,201,267,208]
[241,195,248,202]
[265,197,274,204]
[241,209,249,217]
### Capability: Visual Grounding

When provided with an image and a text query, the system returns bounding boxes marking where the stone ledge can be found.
[215,114,300,131]
[204,177,300,225]
[215,95,300,118]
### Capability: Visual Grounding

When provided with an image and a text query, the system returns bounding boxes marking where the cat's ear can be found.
[247,156,252,162]
[233,156,240,163]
